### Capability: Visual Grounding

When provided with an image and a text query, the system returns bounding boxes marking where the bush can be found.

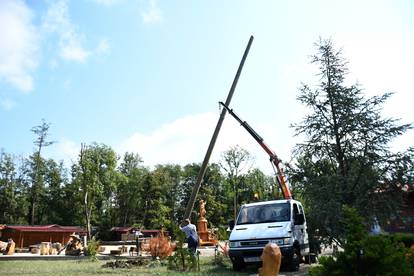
[310,235,414,276]
[217,226,229,241]
[85,238,100,260]
[148,231,173,259]
[391,233,414,248]
[167,224,198,272]
[309,207,414,276]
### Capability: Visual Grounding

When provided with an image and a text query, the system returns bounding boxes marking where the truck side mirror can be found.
[228,220,235,230]
[294,214,305,225]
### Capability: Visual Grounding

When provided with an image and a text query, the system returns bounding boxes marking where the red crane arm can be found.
[219,102,292,199]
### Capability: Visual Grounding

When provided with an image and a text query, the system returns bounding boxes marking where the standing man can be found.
[180,219,199,254]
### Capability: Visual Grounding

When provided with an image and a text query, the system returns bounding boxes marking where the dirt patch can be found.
[102,259,150,269]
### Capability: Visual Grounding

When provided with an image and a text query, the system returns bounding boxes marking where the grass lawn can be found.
[0,256,260,275]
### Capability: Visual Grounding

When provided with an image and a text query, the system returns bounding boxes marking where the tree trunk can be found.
[325,59,348,204]
[31,200,35,225]
[84,190,91,239]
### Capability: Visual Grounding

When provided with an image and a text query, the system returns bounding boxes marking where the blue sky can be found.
[1,0,413,173]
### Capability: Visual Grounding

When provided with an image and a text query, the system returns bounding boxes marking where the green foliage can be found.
[217,226,230,241]
[28,119,55,225]
[391,233,414,248]
[310,208,414,276]
[85,238,100,261]
[71,143,119,237]
[1,119,282,239]
[340,206,368,252]
[290,38,412,245]
[241,169,275,202]
[311,236,414,276]
[0,151,29,224]
[167,224,198,272]
[220,145,253,220]
[198,163,228,227]
[115,152,148,227]
[213,249,226,267]
[141,169,171,229]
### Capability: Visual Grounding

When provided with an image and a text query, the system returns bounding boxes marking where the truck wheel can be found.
[232,258,245,271]
[288,248,300,271]
[304,254,310,264]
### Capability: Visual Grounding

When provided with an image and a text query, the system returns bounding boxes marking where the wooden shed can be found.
[1,224,87,248]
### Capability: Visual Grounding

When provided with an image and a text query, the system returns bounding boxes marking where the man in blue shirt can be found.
[180,219,199,254]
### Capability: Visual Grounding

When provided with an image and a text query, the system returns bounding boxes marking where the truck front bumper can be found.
[229,246,294,264]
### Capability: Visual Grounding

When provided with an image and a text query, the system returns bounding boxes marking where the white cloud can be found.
[61,44,90,62]
[58,138,79,161]
[0,0,38,92]
[92,0,124,6]
[0,97,16,111]
[142,0,162,24]
[44,138,80,167]
[96,38,110,55]
[118,112,294,174]
[42,0,90,63]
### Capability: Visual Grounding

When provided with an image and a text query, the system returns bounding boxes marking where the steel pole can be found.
[183,35,254,221]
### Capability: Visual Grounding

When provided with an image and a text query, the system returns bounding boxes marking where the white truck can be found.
[219,102,310,271]
[228,199,309,271]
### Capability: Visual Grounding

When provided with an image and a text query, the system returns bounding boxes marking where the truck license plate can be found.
[243,256,261,263]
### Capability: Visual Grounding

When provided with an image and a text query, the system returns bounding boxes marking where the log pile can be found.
[1,239,15,255]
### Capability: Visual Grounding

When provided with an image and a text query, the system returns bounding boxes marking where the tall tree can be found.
[29,120,54,225]
[141,168,170,229]
[240,168,274,203]
[220,145,253,220]
[155,164,183,226]
[72,143,118,238]
[0,151,30,224]
[290,39,412,244]
[0,151,17,224]
[43,159,68,224]
[116,152,147,226]
[198,163,228,227]
[0,152,21,223]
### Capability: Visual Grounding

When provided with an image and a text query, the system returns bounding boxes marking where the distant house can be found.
[0,224,87,248]
[384,184,414,233]
[110,226,135,241]
[110,227,169,241]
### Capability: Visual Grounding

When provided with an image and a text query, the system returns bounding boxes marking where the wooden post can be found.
[259,243,281,276]
[20,232,23,249]
[183,35,254,221]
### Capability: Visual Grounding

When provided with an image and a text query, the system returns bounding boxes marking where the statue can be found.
[197,199,217,246]
[199,199,206,218]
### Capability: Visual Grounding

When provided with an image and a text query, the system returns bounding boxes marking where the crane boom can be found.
[219,102,292,199]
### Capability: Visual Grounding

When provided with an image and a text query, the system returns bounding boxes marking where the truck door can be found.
[293,203,308,254]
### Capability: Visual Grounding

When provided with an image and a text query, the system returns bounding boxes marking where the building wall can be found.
[1,230,71,248]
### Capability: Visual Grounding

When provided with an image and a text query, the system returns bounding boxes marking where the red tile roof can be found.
[4,224,87,233]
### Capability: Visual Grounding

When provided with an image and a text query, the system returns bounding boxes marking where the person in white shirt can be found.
[180,219,199,254]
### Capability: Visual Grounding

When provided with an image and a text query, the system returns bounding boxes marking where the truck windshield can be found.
[236,203,290,225]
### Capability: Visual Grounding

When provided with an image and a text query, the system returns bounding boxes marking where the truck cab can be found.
[228,199,309,271]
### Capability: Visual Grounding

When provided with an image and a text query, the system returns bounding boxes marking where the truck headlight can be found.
[269,239,283,245]
[229,241,240,248]
[283,237,292,245]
